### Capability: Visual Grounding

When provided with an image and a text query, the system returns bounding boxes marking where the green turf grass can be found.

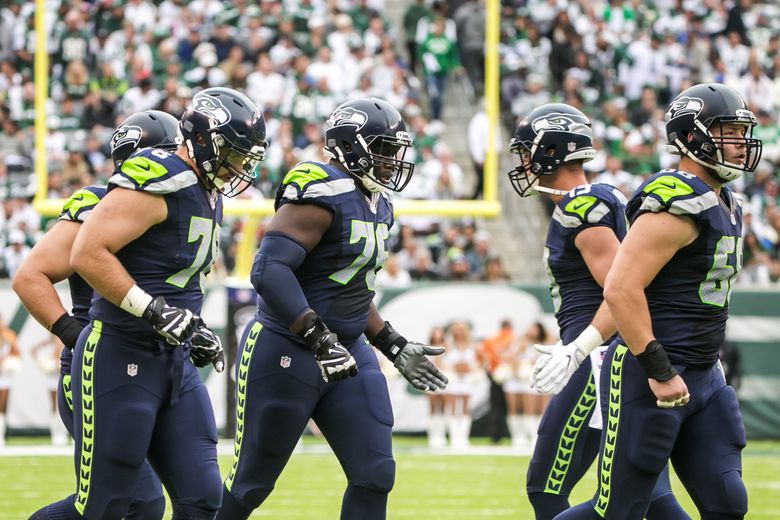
[2,438,778,519]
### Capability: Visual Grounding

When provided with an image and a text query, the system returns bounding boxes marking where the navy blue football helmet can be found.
[324,98,414,193]
[110,110,179,168]
[665,83,762,181]
[508,103,596,197]
[179,87,267,197]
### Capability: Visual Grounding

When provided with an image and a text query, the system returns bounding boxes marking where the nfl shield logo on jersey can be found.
[280,356,291,369]
[127,364,138,377]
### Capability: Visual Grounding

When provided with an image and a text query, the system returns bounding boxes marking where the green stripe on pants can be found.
[225,321,263,492]
[75,320,101,515]
[595,344,627,517]
[544,372,597,493]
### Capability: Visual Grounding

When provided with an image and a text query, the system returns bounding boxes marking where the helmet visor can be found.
[213,141,267,197]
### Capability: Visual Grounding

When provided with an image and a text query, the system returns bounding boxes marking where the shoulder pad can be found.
[554,186,614,228]
[59,185,106,223]
[109,149,199,195]
[632,171,718,219]
[276,162,355,210]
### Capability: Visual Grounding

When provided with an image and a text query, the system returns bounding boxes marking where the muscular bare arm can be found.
[13,221,80,329]
[603,211,697,355]
[70,188,167,305]
[575,225,621,341]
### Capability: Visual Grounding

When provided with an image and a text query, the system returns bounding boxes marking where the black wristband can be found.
[142,296,166,324]
[50,313,84,350]
[636,340,678,382]
[371,322,408,362]
[298,311,332,355]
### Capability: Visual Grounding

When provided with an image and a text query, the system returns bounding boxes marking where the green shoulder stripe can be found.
[564,195,597,220]
[283,164,329,190]
[643,175,694,204]
[62,189,101,220]
[120,156,169,187]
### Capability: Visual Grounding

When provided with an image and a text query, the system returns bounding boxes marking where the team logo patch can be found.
[666,96,703,121]
[531,113,589,134]
[328,107,368,130]
[110,125,143,152]
[127,363,138,377]
[192,94,232,127]
[280,356,291,368]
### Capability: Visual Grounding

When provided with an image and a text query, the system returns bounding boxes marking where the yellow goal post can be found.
[32,0,502,277]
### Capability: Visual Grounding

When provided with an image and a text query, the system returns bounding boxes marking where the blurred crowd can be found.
[499,0,780,284]
[0,0,503,279]
[1,0,780,284]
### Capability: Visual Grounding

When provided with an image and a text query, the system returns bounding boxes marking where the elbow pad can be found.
[250,232,310,327]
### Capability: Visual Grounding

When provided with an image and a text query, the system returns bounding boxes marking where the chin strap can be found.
[533,185,569,196]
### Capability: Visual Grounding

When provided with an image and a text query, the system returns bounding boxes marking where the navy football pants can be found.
[57,370,165,519]
[555,343,747,519]
[68,321,221,519]
[528,358,684,519]
[219,319,395,520]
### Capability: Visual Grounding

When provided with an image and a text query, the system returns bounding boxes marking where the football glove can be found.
[299,312,358,383]
[190,320,225,372]
[142,296,196,346]
[50,313,84,350]
[373,322,448,392]
[531,325,603,395]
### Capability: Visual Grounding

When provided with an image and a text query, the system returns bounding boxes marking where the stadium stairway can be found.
[386,3,547,282]
[439,75,548,283]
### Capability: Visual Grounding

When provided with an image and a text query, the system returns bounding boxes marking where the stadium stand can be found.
[0,0,779,285]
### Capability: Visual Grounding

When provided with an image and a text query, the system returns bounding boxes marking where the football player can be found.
[28,88,266,519]
[216,98,448,520]
[558,84,759,519]
[14,110,202,518]
[507,103,688,519]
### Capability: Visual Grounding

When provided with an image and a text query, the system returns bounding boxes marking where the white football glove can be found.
[530,325,603,395]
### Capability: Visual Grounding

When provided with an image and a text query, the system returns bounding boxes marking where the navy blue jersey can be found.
[257,161,394,343]
[545,183,628,344]
[57,185,106,375]
[624,169,742,368]
[89,148,223,340]
[59,185,106,327]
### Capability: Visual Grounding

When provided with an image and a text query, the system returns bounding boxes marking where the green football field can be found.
[2,438,779,519]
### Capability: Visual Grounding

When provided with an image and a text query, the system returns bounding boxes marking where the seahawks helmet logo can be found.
[192,94,231,127]
[666,96,703,121]
[531,113,589,134]
[328,107,368,130]
[110,125,143,152]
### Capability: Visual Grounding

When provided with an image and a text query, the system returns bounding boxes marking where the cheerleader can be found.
[0,316,21,446]
[502,322,552,448]
[442,320,480,448]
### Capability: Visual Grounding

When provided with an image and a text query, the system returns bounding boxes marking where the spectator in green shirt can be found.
[403,0,431,73]
[419,16,461,122]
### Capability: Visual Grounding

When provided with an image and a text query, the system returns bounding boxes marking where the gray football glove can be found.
[373,322,448,392]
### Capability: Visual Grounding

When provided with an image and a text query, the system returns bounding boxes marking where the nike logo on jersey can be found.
[573,201,589,211]
[137,162,151,171]
[660,181,677,190]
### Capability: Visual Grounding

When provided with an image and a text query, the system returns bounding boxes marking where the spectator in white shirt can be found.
[375,254,413,288]
[467,103,502,199]
[246,53,286,111]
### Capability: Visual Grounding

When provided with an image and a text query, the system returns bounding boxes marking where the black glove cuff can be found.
[372,322,408,363]
[636,340,679,382]
[298,311,331,355]
[51,313,83,350]
[142,296,166,324]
